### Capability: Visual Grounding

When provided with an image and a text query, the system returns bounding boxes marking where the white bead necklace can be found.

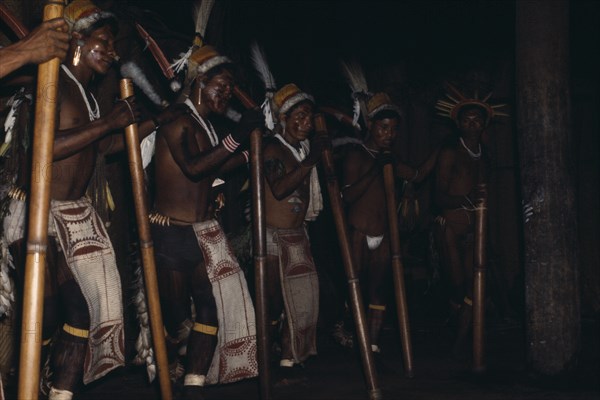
[459,137,481,159]
[184,98,219,147]
[61,65,100,121]
[274,133,309,162]
[361,144,379,159]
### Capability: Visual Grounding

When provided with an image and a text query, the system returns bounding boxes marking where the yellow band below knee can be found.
[271,320,279,326]
[63,323,89,338]
[368,304,386,311]
[463,296,473,306]
[193,322,218,336]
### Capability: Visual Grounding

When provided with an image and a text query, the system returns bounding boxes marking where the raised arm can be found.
[100,103,190,155]
[160,108,261,180]
[159,116,233,181]
[264,134,329,200]
[264,143,313,201]
[53,95,137,161]
[394,146,441,183]
[0,18,69,78]
[415,146,441,182]
[217,150,249,176]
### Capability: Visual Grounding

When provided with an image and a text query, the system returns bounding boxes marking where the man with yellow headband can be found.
[1,1,181,398]
[149,35,262,398]
[342,93,436,354]
[262,83,328,379]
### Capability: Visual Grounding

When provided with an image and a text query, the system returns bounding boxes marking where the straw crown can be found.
[366,92,401,119]
[188,44,230,76]
[273,84,314,115]
[64,0,114,33]
[435,82,509,123]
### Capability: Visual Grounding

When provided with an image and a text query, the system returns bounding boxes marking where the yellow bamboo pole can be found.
[119,79,172,400]
[233,86,271,400]
[17,2,64,399]
[315,114,382,399]
[382,161,415,378]
[473,183,488,373]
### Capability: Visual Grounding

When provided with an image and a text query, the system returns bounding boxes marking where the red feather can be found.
[135,22,175,80]
[0,3,30,39]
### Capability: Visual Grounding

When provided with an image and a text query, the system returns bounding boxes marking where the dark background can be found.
[0,2,598,398]
[1,0,598,320]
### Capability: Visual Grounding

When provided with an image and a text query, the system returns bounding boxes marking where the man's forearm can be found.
[268,163,313,200]
[0,45,31,78]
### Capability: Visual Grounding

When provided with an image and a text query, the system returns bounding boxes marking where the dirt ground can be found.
[3,257,599,400]
[5,309,596,399]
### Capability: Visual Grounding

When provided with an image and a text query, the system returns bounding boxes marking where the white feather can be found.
[170,80,182,92]
[120,62,164,107]
[261,96,275,131]
[194,0,216,37]
[250,42,277,130]
[250,42,276,91]
[352,98,361,129]
[131,261,156,382]
[225,107,242,123]
[341,60,370,127]
[171,48,193,75]
[341,60,369,96]
[140,131,156,169]
[1,89,28,157]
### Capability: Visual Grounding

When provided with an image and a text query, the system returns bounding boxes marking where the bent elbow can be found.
[271,189,288,201]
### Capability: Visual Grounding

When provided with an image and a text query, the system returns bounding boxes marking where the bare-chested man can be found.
[1,1,186,397]
[434,103,488,355]
[150,43,262,399]
[342,93,436,353]
[263,83,328,376]
[3,2,132,399]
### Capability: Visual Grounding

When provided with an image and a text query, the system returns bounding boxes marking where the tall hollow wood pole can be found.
[314,114,382,400]
[119,79,172,400]
[382,161,414,377]
[472,183,488,373]
[233,86,271,400]
[17,2,64,399]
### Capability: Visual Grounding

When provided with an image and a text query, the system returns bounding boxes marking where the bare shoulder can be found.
[263,136,288,160]
[344,143,370,165]
[162,113,210,147]
[159,113,193,138]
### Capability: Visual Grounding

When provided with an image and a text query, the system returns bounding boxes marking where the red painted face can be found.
[369,117,399,150]
[283,102,314,142]
[201,70,234,115]
[80,25,116,75]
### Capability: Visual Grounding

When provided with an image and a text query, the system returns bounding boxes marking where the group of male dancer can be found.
[0,1,494,399]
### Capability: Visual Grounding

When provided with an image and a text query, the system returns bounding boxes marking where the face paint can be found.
[202,71,234,114]
[81,25,116,74]
[284,102,314,142]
